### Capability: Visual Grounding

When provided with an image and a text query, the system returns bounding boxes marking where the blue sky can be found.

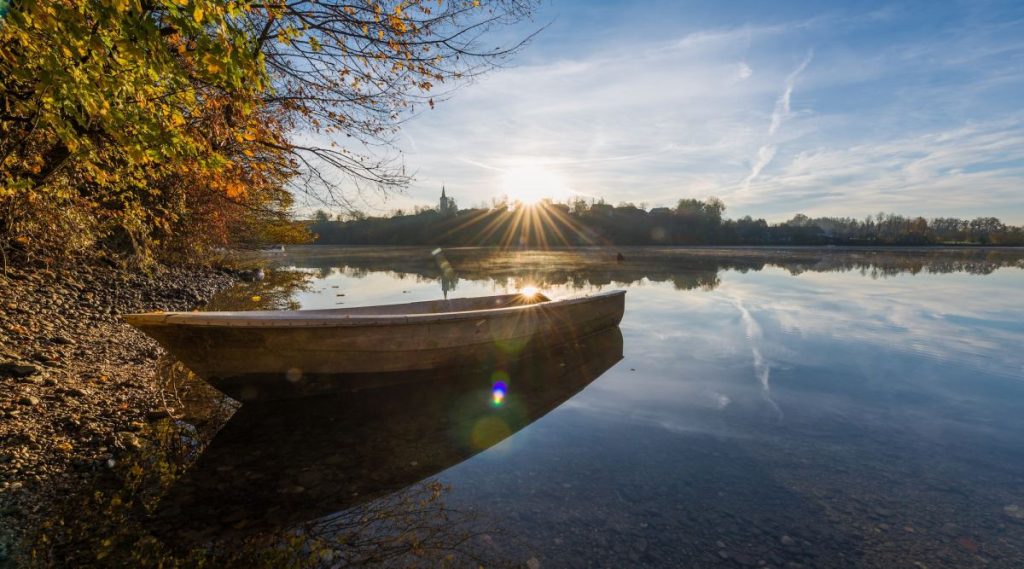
[367,1,1024,222]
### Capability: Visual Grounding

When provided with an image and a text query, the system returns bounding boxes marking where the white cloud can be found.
[739,51,814,194]
[743,145,777,191]
[770,51,814,136]
[735,116,1024,217]
[735,62,753,81]
[313,11,1024,223]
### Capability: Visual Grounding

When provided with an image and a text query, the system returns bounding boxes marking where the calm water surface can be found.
[48,247,1024,568]
[242,246,1024,568]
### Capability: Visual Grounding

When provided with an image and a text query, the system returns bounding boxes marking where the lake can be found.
[50,246,1024,567]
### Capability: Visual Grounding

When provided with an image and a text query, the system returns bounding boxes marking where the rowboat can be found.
[152,327,623,540]
[124,289,625,399]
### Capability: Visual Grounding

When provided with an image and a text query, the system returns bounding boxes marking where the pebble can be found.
[146,409,173,421]
[0,361,41,378]
[731,552,759,566]
[0,262,239,559]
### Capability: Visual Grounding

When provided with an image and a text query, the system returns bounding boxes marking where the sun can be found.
[499,164,570,206]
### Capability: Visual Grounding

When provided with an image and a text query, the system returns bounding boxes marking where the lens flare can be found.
[521,286,538,298]
[470,416,512,449]
[492,381,507,407]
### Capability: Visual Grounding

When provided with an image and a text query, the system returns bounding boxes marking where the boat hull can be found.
[126,291,625,400]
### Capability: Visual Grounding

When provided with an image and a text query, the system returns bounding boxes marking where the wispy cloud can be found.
[770,51,814,136]
[743,145,777,190]
[739,116,1024,216]
[320,2,1024,222]
[742,50,814,192]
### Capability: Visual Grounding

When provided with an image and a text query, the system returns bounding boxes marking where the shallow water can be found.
[242,246,1024,568]
[42,246,1024,567]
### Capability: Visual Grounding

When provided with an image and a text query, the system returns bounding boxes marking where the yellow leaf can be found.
[226,182,246,198]
[251,295,261,302]
[194,7,204,23]
[203,53,223,74]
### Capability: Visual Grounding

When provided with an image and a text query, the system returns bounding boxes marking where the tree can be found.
[704,196,726,225]
[241,0,540,208]
[0,0,539,263]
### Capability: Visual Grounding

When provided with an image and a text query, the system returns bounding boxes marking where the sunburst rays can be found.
[440,200,608,249]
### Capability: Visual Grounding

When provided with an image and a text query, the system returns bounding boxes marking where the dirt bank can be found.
[0,263,239,564]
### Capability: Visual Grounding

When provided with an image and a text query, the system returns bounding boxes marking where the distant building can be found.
[439,186,457,215]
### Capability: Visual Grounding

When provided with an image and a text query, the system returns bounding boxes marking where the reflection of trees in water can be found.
[207,269,314,312]
[273,247,1024,293]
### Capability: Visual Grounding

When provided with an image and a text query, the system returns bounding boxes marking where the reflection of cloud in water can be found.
[721,268,1024,380]
[715,392,731,409]
[730,295,783,420]
[564,267,1024,444]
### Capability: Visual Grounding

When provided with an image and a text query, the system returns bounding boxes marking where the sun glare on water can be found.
[500,164,570,206]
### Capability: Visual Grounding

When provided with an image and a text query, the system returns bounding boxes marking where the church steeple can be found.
[439,185,455,215]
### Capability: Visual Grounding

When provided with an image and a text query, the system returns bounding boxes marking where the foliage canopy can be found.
[0,0,535,264]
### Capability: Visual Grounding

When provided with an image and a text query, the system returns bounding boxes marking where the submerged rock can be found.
[1005,504,1024,523]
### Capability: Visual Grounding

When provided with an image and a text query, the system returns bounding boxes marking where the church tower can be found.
[439,186,456,215]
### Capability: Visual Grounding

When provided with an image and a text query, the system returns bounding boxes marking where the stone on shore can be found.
[0,361,41,378]
[0,261,240,562]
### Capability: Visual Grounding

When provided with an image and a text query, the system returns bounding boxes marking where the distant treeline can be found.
[309,198,1024,246]
[278,247,1024,294]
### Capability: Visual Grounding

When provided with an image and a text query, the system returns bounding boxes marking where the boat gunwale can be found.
[123,289,626,328]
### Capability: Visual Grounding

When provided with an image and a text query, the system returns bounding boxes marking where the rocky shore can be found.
[0,263,240,564]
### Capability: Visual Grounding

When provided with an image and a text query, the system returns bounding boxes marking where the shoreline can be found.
[0,263,240,564]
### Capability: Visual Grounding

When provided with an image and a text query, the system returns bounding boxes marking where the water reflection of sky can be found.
[281,253,1024,567]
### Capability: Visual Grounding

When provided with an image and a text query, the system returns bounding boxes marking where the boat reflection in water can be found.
[153,327,624,542]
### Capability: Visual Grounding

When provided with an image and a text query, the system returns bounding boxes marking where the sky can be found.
[348,0,1024,223]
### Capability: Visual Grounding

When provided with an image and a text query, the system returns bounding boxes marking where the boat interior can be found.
[124,292,556,326]
[325,291,552,316]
